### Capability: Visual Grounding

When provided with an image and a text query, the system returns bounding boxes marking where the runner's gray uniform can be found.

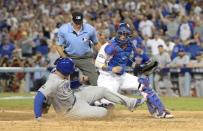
[39,73,141,119]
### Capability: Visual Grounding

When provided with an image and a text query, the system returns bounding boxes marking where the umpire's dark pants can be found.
[69,53,98,86]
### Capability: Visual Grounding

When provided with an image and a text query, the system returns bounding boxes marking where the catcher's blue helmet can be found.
[115,23,131,45]
[56,58,75,76]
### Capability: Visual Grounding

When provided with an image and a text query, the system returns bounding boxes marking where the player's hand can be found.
[112,66,122,73]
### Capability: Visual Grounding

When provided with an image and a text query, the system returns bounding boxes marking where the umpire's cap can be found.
[72,11,83,25]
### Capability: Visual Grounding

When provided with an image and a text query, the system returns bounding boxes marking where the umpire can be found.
[55,11,99,86]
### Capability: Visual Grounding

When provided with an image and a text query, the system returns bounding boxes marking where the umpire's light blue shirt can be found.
[56,23,98,56]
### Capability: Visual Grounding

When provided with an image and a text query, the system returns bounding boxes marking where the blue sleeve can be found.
[104,44,115,55]
[70,80,81,89]
[171,45,179,59]
[90,28,99,45]
[56,27,65,46]
[34,91,45,118]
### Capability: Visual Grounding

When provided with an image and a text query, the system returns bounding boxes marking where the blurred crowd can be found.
[0,0,203,96]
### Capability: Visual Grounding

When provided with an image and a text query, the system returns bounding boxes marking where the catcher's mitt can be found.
[139,58,158,75]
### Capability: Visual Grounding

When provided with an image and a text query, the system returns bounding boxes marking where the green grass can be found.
[0,93,202,111]
[162,97,203,111]
[0,92,34,97]
[0,93,34,110]
[116,97,203,111]
[0,99,33,110]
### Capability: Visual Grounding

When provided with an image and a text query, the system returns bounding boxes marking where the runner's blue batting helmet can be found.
[56,58,75,76]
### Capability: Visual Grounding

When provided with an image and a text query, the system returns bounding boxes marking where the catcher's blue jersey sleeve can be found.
[104,44,115,55]
[104,44,116,71]
[34,91,45,118]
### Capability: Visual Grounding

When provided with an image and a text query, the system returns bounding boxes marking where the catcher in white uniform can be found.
[95,23,174,119]
[34,58,144,120]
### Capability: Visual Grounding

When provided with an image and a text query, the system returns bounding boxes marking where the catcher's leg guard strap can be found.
[146,101,156,115]
[138,78,165,115]
[143,87,165,115]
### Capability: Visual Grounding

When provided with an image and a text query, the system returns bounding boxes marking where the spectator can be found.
[97,31,108,46]
[0,35,15,59]
[35,38,49,57]
[188,52,203,97]
[146,32,168,56]
[193,33,202,46]
[131,30,144,48]
[194,19,203,42]
[139,14,155,38]
[171,37,185,60]
[177,16,194,41]
[0,57,10,92]
[55,11,100,86]
[184,0,193,15]
[20,31,35,57]
[193,1,202,16]
[154,45,177,96]
[170,48,191,96]
[32,54,47,91]
[184,39,203,60]
[9,57,25,92]
[162,15,179,38]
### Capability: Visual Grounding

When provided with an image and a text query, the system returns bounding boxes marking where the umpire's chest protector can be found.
[106,40,134,66]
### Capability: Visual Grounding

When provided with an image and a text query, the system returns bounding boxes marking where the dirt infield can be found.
[0,109,203,131]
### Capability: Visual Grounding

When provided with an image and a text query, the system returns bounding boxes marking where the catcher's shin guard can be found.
[138,78,165,115]
[146,101,156,115]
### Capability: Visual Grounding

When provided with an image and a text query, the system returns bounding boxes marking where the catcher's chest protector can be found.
[108,41,134,67]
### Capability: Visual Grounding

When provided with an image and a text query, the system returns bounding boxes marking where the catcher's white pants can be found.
[98,72,141,93]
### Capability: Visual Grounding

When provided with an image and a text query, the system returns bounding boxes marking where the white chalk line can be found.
[0,96,34,100]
